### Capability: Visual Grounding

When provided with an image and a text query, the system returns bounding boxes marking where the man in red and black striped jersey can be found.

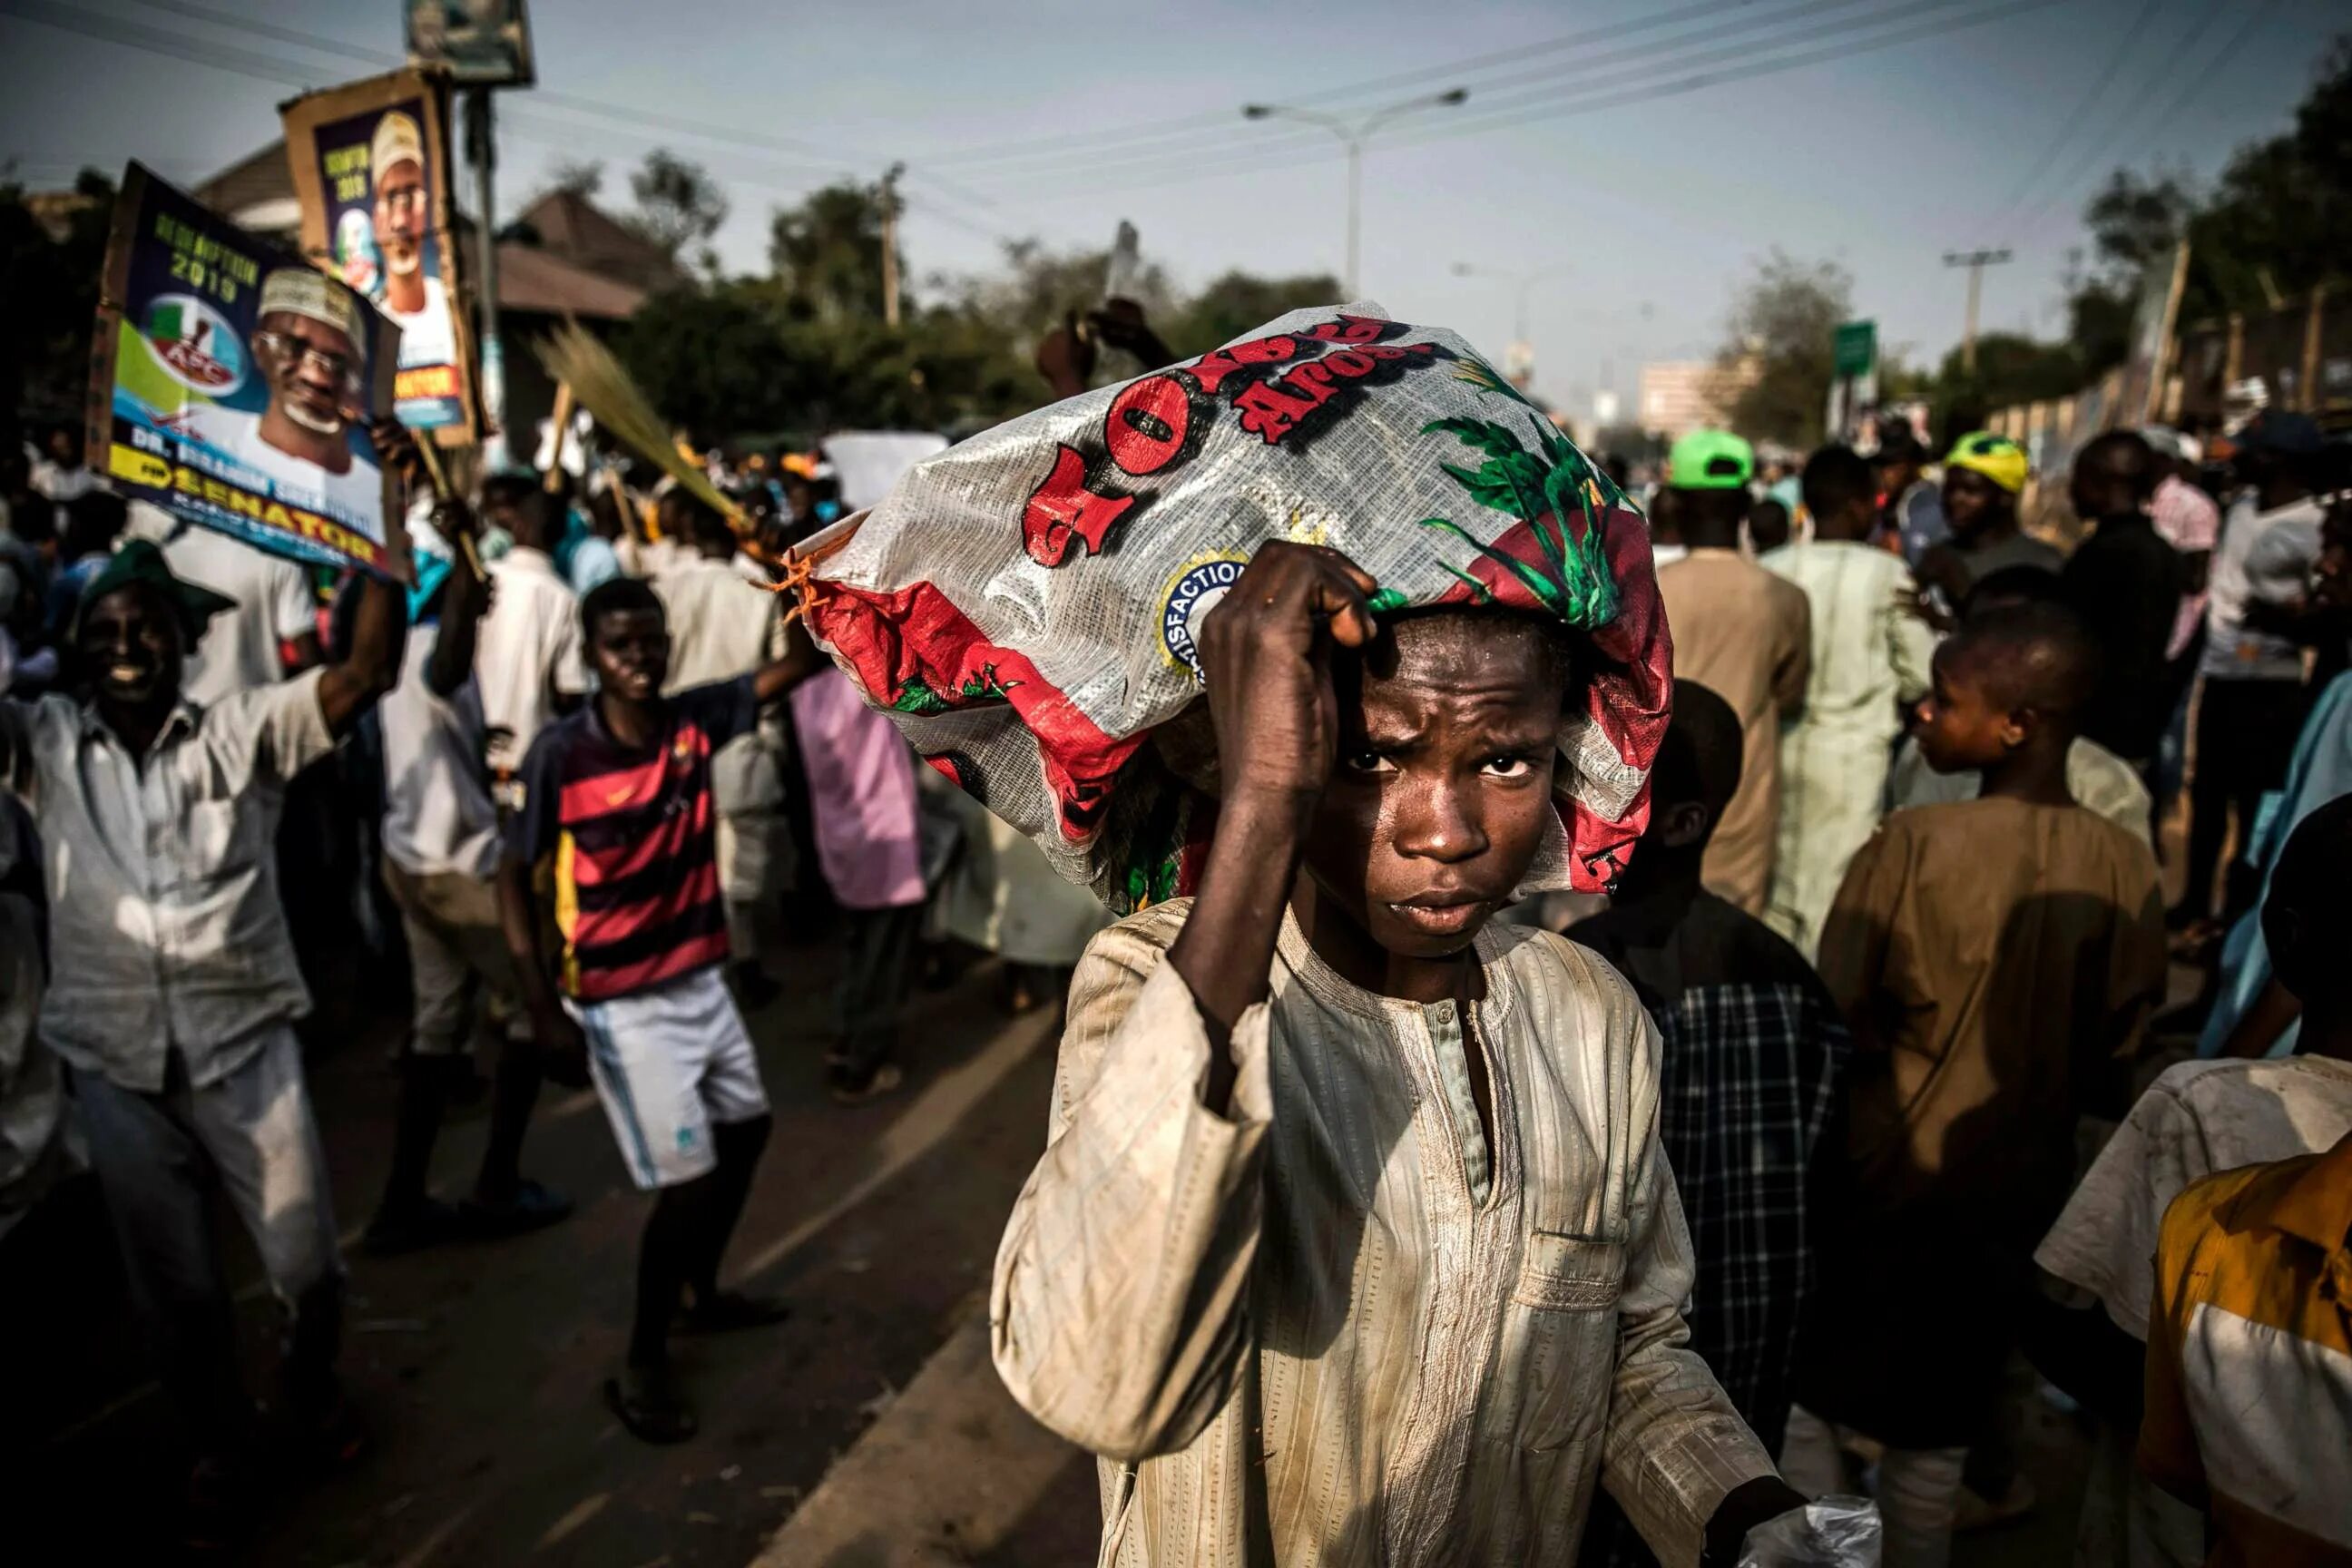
[499,574,820,1444]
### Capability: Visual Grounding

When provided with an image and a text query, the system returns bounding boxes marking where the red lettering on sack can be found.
[1271,360,1344,415]
[1232,381,1317,444]
[1322,349,1377,379]
[1020,444,1137,565]
[1104,374,1194,476]
[1298,314,1393,346]
[1185,334,1297,395]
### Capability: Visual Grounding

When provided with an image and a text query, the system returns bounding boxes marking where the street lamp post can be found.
[1451,260,1574,354]
[1243,88,1468,297]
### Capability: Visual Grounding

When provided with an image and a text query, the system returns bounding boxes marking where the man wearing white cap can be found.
[369,111,456,372]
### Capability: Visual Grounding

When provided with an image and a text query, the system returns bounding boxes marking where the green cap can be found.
[1668,429,1755,491]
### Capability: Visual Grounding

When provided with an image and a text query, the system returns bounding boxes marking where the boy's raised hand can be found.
[1194,541,1380,821]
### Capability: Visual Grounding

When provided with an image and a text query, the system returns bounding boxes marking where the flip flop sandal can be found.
[604,1373,698,1445]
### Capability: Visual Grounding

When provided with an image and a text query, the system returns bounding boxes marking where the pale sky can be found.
[2,0,2340,417]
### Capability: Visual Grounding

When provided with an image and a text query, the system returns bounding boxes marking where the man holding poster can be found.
[284,70,479,439]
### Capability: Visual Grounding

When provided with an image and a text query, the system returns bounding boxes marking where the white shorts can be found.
[567,968,769,1190]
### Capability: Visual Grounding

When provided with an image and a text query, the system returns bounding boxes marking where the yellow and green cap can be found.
[1669,428,1755,491]
[1944,430,2028,494]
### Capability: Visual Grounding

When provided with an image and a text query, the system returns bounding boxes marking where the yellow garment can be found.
[2140,1133,2352,1567]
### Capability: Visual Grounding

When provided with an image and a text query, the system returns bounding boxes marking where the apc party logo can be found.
[1160,551,1249,681]
[140,293,248,397]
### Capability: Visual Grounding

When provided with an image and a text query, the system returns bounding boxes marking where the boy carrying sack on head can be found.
[799,307,1873,1566]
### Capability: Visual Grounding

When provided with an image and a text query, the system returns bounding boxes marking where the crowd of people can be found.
[1562,412,2349,1566]
[3,331,2348,1568]
[0,410,1089,1545]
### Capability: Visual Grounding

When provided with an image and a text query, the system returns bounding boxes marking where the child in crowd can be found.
[1571,679,1850,1568]
[498,576,813,1443]
[1783,600,2167,1568]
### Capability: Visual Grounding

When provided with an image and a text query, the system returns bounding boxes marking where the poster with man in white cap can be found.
[87,162,410,581]
[284,68,478,441]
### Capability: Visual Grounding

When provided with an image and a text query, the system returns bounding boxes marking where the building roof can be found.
[494,240,647,319]
[193,142,300,235]
[509,189,681,294]
[177,140,665,318]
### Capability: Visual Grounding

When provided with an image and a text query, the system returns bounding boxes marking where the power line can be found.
[959,0,1971,191]
[912,0,1856,170]
[120,0,861,170]
[7,0,1044,250]
[943,0,1912,189]
[2008,0,2275,239]
[1977,0,2166,232]
[970,0,2063,200]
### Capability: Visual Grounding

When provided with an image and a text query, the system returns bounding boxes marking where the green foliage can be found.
[1716,250,1852,448]
[622,150,730,275]
[769,181,893,324]
[2066,37,2352,337]
[1164,270,1340,352]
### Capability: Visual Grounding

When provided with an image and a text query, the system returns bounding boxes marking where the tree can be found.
[2063,36,2352,342]
[624,150,729,277]
[535,159,605,202]
[0,167,115,426]
[1717,250,1850,447]
[768,181,890,324]
[1166,270,1343,355]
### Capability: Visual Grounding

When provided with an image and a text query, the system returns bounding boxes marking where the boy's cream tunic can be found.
[991,900,1773,1567]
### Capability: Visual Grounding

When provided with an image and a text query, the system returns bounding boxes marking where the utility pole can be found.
[879,162,905,330]
[1943,249,2011,377]
[1244,89,1468,297]
[467,87,504,458]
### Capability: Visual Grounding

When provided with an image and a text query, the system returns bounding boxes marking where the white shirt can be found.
[475,545,586,778]
[2035,1055,2352,1338]
[386,274,456,375]
[179,404,388,542]
[992,904,1773,1565]
[128,504,316,707]
[0,671,337,1090]
[379,629,501,879]
[653,553,782,691]
[2200,494,2324,681]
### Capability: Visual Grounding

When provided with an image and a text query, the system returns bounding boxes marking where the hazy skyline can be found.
[2,0,2339,416]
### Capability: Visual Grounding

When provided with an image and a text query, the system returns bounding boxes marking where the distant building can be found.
[1639,358,1760,439]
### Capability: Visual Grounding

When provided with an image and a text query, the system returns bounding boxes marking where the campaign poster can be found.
[406,0,535,87]
[283,69,478,444]
[86,162,411,583]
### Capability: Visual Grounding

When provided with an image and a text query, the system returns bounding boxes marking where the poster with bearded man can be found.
[283,68,478,442]
[87,162,410,582]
